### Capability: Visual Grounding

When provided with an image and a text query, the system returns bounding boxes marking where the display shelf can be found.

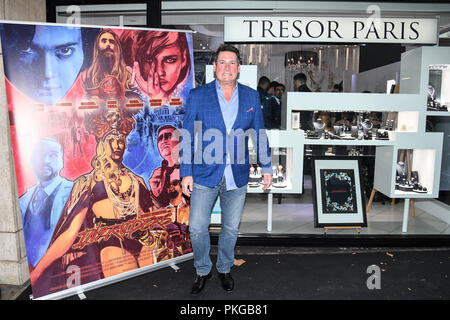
[303,138,395,146]
[247,130,304,194]
[247,181,293,193]
[286,92,423,112]
[243,46,447,233]
[373,133,443,199]
[394,190,432,198]
[426,111,450,117]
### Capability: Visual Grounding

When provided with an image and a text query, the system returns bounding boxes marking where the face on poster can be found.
[0,22,195,299]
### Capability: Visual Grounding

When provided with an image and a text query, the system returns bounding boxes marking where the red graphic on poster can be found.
[0,23,194,299]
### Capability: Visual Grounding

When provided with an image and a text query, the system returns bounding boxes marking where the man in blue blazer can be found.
[180,44,272,294]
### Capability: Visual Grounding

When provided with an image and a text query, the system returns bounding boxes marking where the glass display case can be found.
[394,148,435,196]
[248,147,292,190]
[294,110,397,141]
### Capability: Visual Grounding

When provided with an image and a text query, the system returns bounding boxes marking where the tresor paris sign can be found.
[224,17,438,44]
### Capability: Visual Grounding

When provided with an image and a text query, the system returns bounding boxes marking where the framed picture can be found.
[311,156,367,228]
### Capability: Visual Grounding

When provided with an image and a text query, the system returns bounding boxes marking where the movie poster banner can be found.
[0,21,194,299]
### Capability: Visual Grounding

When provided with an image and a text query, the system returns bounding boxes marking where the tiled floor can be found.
[239,177,450,235]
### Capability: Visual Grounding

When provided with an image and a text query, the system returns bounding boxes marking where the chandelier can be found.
[285,50,318,72]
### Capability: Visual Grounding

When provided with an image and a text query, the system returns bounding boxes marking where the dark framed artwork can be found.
[311,156,367,228]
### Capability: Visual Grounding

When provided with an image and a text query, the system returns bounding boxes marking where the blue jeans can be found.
[189,177,247,275]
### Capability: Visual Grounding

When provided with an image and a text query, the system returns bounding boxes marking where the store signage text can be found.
[224,17,437,44]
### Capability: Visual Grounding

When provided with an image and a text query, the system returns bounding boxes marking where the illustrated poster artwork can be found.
[0,22,194,299]
[320,169,358,214]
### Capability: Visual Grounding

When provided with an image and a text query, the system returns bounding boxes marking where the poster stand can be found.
[31,253,193,300]
[0,21,196,300]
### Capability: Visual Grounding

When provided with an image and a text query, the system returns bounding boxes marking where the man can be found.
[262,81,282,129]
[20,138,74,268]
[84,29,131,97]
[180,44,272,294]
[257,76,270,105]
[0,25,84,105]
[293,73,314,131]
[273,83,285,129]
[149,125,180,208]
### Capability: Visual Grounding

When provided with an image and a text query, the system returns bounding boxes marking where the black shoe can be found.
[218,272,234,292]
[190,272,211,295]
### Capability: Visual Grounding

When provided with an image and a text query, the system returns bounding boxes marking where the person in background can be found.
[257,76,270,105]
[262,81,281,129]
[293,73,314,131]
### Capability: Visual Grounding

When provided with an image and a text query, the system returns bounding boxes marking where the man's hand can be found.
[149,167,165,197]
[262,173,272,190]
[127,61,168,102]
[181,176,194,197]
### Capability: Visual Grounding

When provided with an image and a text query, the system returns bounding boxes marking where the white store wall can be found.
[351,61,401,94]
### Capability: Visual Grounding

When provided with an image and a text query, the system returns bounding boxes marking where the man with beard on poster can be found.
[28,130,176,298]
[20,138,74,269]
[83,29,131,99]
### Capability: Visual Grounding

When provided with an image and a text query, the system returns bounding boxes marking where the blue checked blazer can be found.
[180,80,272,188]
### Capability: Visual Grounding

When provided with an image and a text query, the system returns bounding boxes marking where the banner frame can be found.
[32,253,193,300]
[0,20,195,300]
[0,19,195,34]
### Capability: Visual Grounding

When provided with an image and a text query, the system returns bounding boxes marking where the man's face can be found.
[157,127,179,160]
[31,139,63,183]
[275,86,285,99]
[105,110,121,129]
[98,32,116,59]
[213,51,240,85]
[7,26,84,105]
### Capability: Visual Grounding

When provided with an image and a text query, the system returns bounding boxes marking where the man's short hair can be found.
[214,44,241,64]
[293,73,307,82]
[333,83,343,92]
[258,76,270,86]
[277,83,285,90]
[269,81,279,90]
